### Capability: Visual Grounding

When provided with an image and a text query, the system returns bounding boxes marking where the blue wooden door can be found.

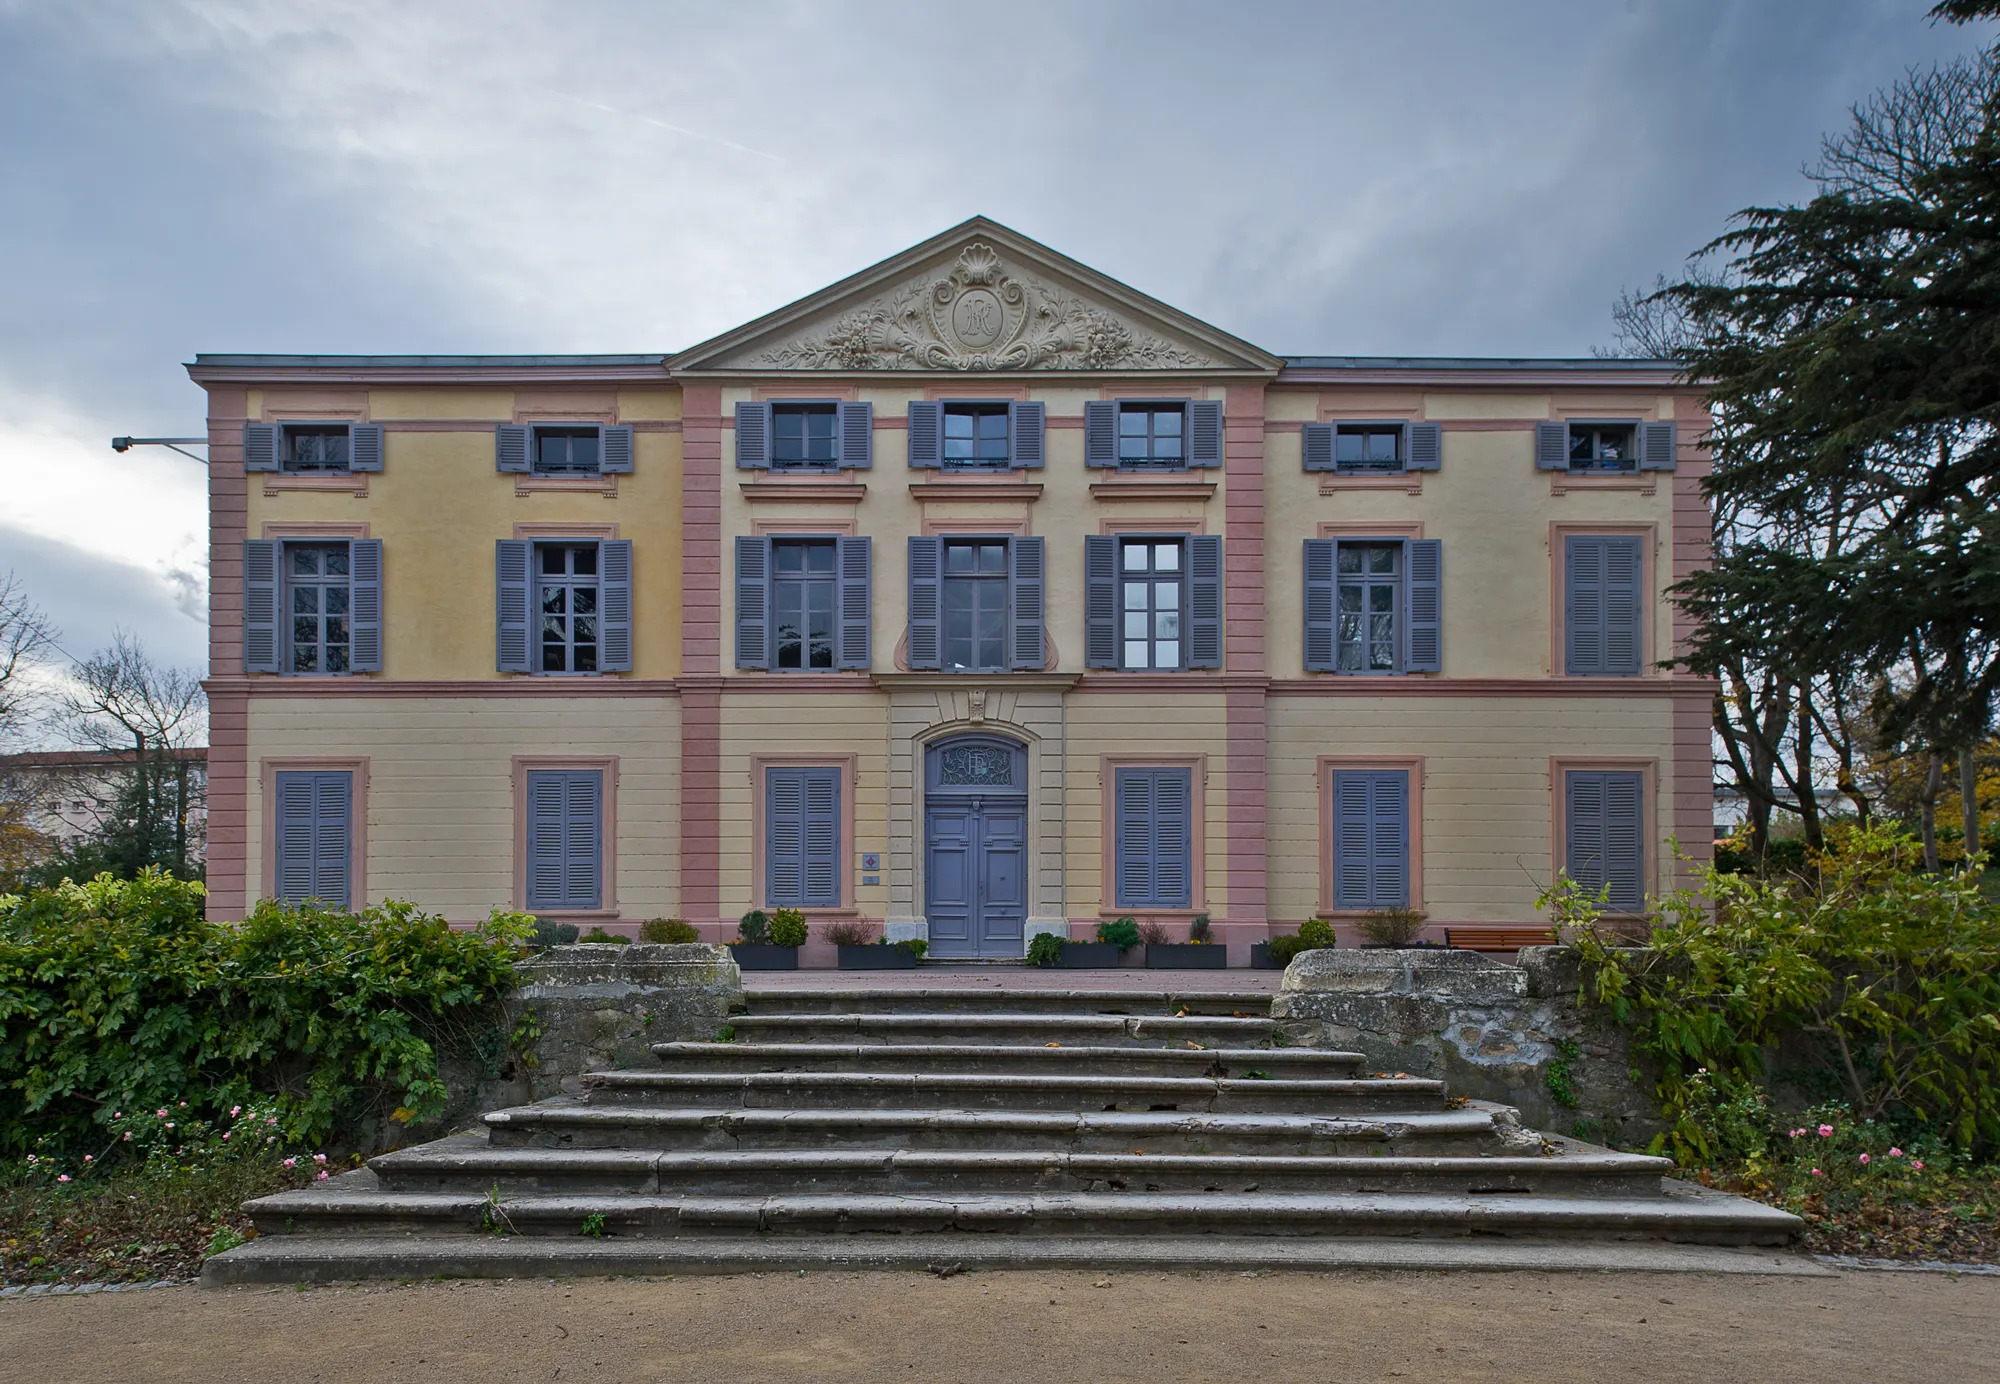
[924,795,1028,958]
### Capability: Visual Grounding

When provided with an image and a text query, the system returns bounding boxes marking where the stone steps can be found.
[649,1041,1360,1079]
[739,987,1270,1017]
[725,1012,1276,1047]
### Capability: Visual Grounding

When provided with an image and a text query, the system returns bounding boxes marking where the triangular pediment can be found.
[670,218,1279,376]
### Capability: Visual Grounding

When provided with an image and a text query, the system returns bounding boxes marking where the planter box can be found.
[727,943,798,971]
[1056,941,1130,968]
[1249,942,1284,970]
[836,944,919,970]
[1145,942,1229,969]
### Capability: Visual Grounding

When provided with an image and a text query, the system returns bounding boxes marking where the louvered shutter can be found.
[273,773,315,904]
[495,424,531,473]
[836,535,871,670]
[347,539,383,673]
[1084,400,1119,467]
[1009,536,1046,670]
[735,536,771,670]
[1602,536,1643,676]
[907,401,943,468]
[1639,421,1677,471]
[243,540,281,673]
[274,770,351,908]
[1301,422,1336,472]
[525,769,601,911]
[526,771,566,910]
[1404,539,1443,673]
[1407,422,1442,471]
[1565,770,1607,900]
[906,536,944,670]
[1303,538,1338,671]
[1186,535,1223,669]
[765,768,805,905]
[803,767,841,907]
[837,401,873,468]
[496,540,533,673]
[243,423,279,472]
[1009,400,1045,468]
[600,425,635,474]
[735,402,772,469]
[1565,770,1645,913]
[1332,770,1409,910]
[598,540,633,672]
[1084,534,1118,667]
[348,424,384,472]
[1115,767,1193,909]
[1331,770,1375,910]
[1565,536,1642,676]
[1535,420,1569,470]
[1188,400,1224,467]
[1114,768,1155,908]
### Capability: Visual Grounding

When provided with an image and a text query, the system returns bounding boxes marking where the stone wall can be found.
[1272,946,1662,1146]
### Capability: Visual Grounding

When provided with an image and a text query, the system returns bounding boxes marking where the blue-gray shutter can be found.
[601,425,635,474]
[1084,534,1118,667]
[1603,536,1643,675]
[735,536,771,669]
[526,769,602,911]
[836,535,871,670]
[1565,770,1644,913]
[1083,401,1119,468]
[275,770,351,908]
[1303,538,1337,671]
[1535,421,1569,470]
[347,539,383,673]
[1115,767,1192,909]
[1404,538,1442,673]
[1188,400,1224,468]
[736,402,772,469]
[837,401,873,468]
[906,536,943,670]
[243,423,279,472]
[1301,422,1336,472]
[243,540,281,673]
[1639,420,1677,471]
[1009,400,1046,468]
[1332,769,1409,910]
[803,767,841,907]
[766,766,840,908]
[349,424,384,472]
[495,424,531,473]
[907,401,943,469]
[1565,536,1643,676]
[598,540,633,672]
[1009,536,1045,670]
[1187,534,1223,669]
[496,540,533,673]
[1407,422,1442,471]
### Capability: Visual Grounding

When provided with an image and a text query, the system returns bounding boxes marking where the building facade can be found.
[194,220,1712,963]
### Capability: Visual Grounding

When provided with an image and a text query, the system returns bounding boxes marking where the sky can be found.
[0,0,1990,698]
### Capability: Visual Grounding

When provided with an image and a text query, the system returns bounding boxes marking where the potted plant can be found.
[829,920,927,970]
[1358,907,1436,949]
[1146,913,1229,969]
[1254,917,1336,969]
[1058,916,1140,968]
[728,909,800,971]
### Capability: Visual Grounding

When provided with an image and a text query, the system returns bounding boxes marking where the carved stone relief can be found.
[751,243,1224,372]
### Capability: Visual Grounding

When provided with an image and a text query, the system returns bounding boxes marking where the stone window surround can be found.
[1548,755,1658,918]
[750,753,859,917]
[1317,754,1425,919]
[259,756,368,909]
[512,755,619,920]
[1547,522,1657,679]
[1097,752,1208,922]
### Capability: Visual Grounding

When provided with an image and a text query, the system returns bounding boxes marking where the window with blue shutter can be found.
[1304,538,1443,675]
[243,540,281,673]
[1095,535,1222,672]
[1009,401,1045,468]
[736,402,772,469]
[1330,769,1410,911]
[1565,770,1646,913]
[907,536,944,670]
[836,535,871,670]
[1009,536,1045,670]
[1564,535,1644,676]
[249,540,384,676]
[498,540,631,674]
[1114,766,1194,909]
[766,766,841,908]
[525,769,604,912]
[273,770,353,907]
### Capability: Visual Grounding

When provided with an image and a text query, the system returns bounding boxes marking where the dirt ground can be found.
[1,1267,1993,1383]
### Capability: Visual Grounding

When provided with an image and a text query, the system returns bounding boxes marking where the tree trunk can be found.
[1795,698,1825,849]
[1921,752,1943,871]
[1963,744,1982,865]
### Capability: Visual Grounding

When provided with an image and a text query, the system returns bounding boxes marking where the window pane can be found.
[326,645,348,673]
[1122,582,1146,610]
[945,544,975,573]
[1369,585,1394,613]
[1155,434,1182,460]
[1157,640,1178,668]
[1155,583,1178,610]
[1337,548,1361,574]
[1368,547,1396,574]
[541,547,564,575]
[1119,434,1147,460]
[573,547,597,577]
[1120,411,1148,436]
[977,543,1006,574]
[293,587,318,614]
[325,587,349,615]
[291,548,318,576]
[806,543,834,573]
[1155,410,1182,436]
[1337,586,1361,613]
[1335,431,1362,463]
[1122,544,1147,572]
[573,588,597,616]
[1124,612,1148,639]
[574,616,597,643]
[1156,611,1180,640]
[1366,431,1397,462]
[325,615,347,644]
[575,645,596,673]
[542,586,566,615]
[1154,544,1179,571]
[1125,640,1149,667]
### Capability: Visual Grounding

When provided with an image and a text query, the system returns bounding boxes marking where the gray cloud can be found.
[0,524,207,672]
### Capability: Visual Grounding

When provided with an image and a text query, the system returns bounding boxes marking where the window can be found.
[1336,424,1403,473]
[1303,538,1443,675]
[1564,770,1646,913]
[1563,535,1645,676]
[282,424,350,473]
[943,540,1011,672]
[534,426,600,475]
[538,544,600,673]
[273,770,352,907]
[1114,766,1193,909]
[1085,400,1221,469]
[944,404,1011,468]
[765,765,841,908]
[1568,423,1637,473]
[772,539,837,670]
[1330,769,1409,910]
[1118,404,1185,469]
[525,769,603,912]
[772,403,840,470]
[287,544,351,674]
[1120,540,1184,671]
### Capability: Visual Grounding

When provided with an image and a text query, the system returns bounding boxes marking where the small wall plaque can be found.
[861,853,881,871]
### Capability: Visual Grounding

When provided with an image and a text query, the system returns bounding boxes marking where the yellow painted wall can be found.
[244,695,681,919]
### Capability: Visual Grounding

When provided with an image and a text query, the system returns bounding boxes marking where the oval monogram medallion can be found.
[951,289,1005,348]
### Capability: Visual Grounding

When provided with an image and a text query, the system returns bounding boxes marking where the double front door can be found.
[924,794,1027,958]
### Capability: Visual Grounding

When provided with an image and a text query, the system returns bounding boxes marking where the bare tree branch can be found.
[0,571,59,746]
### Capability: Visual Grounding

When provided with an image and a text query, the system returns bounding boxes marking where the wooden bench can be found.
[1441,925,1559,954]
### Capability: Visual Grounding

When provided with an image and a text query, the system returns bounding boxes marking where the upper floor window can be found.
[1336,543,1401,673]
[1302,420,1441,475]
[288,544,351,674]
[773,403,840,470]
[1303,538,1443,675]
[906,535,1044,672]
[1084,399,1224,470]
[1119,404,1184,469]
[736,401,873,471]
[906,400,1045,470]
[944,404,1011,468]
[535,426,601,475]
[243,422,383,475]
[242,538,383,675]
[1083,534,1222,670]
[734,535,871,671]
[1569,422,1636,473]
[1336,424,1403,473]
[772,539,837,670]
[1120,540,1184,671]
[284,425,350,472]
[538,545,600,673]
[1534,419,1677,476]
[494,424,633,476]
[1563,535,1645,676]
[495,538,633,674]
[943,539,1012,672]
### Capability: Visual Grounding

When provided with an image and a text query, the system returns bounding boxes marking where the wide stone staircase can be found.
[205,984,1805,1282]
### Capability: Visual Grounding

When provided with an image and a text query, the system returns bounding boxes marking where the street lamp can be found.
[111,436,208,463]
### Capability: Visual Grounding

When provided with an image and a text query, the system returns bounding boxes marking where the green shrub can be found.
[736,910,771,945]
[529,919,579,948]
[896,938,929,960]
[0,871,531,1160]
[1095,917,1140,950]
[576,927,629,944]
[638,918,700,944]
[1026,933,1065,967]
[1297,917,1335,950]
[1188,913,1213,944]
[1264,933,1307,966]
[767,908,809,948]
[1358,908,1424,946]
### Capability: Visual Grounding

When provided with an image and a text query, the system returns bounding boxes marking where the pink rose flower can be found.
[82,1155,92,1163]
[230,1106,241,1118]
[1888,1147,1903,1158]
[156,1109,168,1119]
[316,1170,329,1181]
[1912,1160,1925,1172]
[57,1174,69,1183]
[222,1133,230,1141]
[1858,1153,1870,1165]
[1817,1124,1834,1137]
[1810,1168,1824,1177]
[312,1153,327,1164]
[123,1133,132,1141]
[282,1157,296,1168]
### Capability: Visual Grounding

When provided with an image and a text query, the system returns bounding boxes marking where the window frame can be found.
[279,421,354,474]
[1099,754,1205,919]
[768,537,840,672]
[941,401,1013,471]
[1550,523,1655,678]
[1318,756,1424,918]
[939,537,1014,673]
[534,541,604,675]
[262,758,367,909]
[1565,418,1641,474]
[1116,535,1189,673]
[769,401,843,472]
[529,424,605,476]
[1551,757,1655,917]
[283,541,354,676]
[1334,420,1408,474]
[752,756,857,914]
[513,757,618,918]
[1114,401,1190,471]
